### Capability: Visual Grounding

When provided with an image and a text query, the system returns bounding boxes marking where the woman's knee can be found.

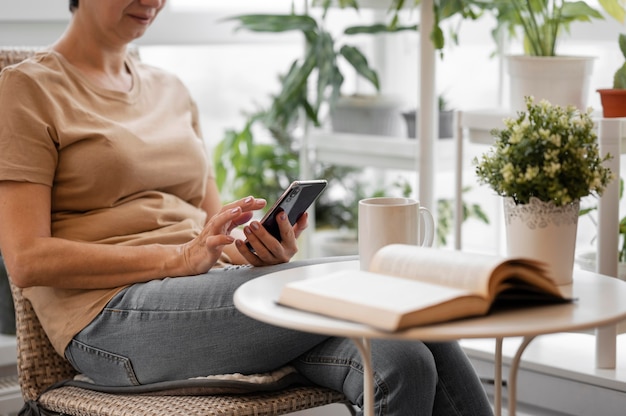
[372,340,437,383]
[294,338,439,415]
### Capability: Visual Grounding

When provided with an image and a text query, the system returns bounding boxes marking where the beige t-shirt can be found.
[0,50,214,355]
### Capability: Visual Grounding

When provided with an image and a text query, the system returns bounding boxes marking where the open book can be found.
[277,245,571,331]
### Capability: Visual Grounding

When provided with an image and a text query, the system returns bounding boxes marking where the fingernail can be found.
[251,222,260,230]
[280,212,287,221]
[235,239,243,247]
[244,196,253,204]
[244,226,252,235]
[231,207,240,214]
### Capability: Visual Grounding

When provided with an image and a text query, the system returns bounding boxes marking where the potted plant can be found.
[597,33,626,118]
[401,94,455,139]
[474,96,613,284]
[215,2,415,227]
[214,1,493,242]
[487,0,626,111]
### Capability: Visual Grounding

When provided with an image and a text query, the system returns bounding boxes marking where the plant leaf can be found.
[344,23,418,35]
[598,0,625,23]
[226,14,318,36]
[339,45,380,91]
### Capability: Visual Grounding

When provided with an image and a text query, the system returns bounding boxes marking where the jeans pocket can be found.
[65,339,140,386]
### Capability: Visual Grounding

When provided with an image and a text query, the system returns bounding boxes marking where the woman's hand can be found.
[234,210,309,266]
[181,196,266,275]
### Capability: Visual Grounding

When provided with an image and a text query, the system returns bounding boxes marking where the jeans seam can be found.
[68,339,141,386]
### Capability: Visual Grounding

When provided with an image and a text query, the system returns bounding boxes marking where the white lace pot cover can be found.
[503,197,580,286]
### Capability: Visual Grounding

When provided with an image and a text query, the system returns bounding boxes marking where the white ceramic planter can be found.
[506,55,595,112]
[330,95,404,137]
[503,197,580,286]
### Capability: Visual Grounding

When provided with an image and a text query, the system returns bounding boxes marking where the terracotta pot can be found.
[597,89,626,118]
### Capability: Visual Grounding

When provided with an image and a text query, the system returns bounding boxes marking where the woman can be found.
[0,1,493,414]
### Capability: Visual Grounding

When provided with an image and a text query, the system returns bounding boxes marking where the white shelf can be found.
[309,130,461,173]
[310,131,417,170]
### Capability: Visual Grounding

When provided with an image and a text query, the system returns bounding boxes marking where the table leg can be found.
[350,337,374,416]
[494,338,503,416]
[507,335,535,416]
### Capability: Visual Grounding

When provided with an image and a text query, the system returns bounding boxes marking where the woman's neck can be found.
[52,33,132,93]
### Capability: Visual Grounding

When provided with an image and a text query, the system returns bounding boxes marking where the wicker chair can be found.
[9,283,351,416]
[2,47,353,415]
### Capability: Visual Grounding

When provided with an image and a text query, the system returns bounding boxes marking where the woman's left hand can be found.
[235,211,308,266]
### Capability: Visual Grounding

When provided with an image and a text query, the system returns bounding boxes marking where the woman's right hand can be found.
[180,196,266,275]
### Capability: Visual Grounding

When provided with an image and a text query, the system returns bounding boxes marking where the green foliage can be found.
[388,0,488,52]
[613,33,626,89]
[436,186,490,247]
[215,6,414,225]
[475,96,613,206]
[489,0,625,56]
[214,119,300,202]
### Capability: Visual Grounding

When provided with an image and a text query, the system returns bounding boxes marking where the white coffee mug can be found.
[358,197,434,270]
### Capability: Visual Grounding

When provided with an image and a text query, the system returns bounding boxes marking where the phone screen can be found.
[247,180,327,248]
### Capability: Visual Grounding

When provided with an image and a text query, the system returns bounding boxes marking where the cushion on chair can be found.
[65,365,312,396]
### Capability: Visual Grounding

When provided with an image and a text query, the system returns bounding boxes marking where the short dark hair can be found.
[69,0,78,12]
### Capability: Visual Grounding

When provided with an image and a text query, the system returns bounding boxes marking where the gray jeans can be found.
[65,256,492,416]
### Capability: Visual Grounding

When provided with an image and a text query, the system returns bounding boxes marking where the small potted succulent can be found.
[597,33,626,118]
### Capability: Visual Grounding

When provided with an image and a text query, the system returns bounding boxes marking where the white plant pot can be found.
[506,55,595,112]
[330,95,404,137]
[503,197,579,286]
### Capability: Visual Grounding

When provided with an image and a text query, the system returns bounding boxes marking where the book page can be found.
[278,271,485,331]
[369,245,506,297]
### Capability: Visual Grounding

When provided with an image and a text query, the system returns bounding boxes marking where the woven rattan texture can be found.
[10,282,77,402]
[39,385,346,416]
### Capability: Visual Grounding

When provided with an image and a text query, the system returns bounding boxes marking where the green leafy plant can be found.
[489,0,625,56]
[614,33,626,89]
[214,1,492,231]
[215,3,414,225]
[389,0,489,52]
[474,96,613,206]
[437,187,490,247]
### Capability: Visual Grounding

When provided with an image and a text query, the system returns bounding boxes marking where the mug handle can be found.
[418,207,435,247]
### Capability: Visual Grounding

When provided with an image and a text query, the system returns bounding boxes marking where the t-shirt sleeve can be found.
[0,67,58,186]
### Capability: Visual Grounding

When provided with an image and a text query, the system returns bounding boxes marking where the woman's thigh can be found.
[66,257,353,386]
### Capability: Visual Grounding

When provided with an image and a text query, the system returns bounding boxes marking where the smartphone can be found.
[246,179,328,249]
